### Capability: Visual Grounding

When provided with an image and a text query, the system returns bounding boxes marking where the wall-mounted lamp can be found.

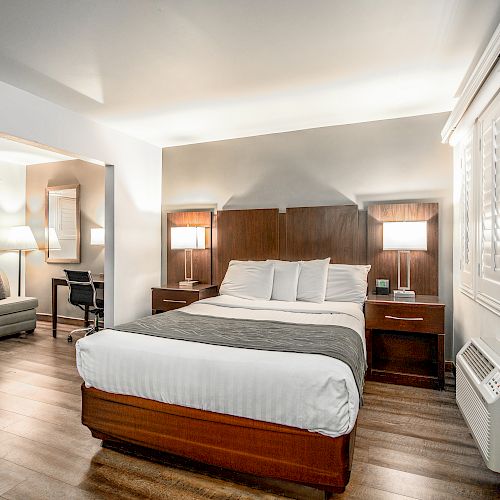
[171,226,206,287]
[91,228,105,246]
[383,221,427,299]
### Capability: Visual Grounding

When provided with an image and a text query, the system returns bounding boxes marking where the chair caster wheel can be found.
[67,335,73,343]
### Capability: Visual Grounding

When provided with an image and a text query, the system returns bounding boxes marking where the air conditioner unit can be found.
[456,339,500,472]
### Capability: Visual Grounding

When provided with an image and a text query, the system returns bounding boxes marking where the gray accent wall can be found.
[25,159,105,319]
[162,112,454,358]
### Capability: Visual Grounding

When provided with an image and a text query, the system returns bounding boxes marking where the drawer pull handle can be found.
[162,299,187,304]
[385,315,423,321]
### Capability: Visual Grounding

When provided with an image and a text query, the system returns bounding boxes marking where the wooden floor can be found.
[0,323,498,500]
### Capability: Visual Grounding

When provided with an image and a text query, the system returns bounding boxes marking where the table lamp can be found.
[383,221,427,299]
[170,226,206,287]
[0,226,38,296]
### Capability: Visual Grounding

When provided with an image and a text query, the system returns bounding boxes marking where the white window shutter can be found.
[478,92,500,312]
[459,132,474,294]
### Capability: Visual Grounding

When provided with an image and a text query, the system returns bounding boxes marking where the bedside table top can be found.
[155,283,218,292]
[366,293,444,306]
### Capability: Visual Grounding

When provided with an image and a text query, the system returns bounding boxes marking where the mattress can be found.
[76,295,366,438]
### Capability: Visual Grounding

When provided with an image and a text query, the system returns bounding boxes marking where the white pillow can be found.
[267,260,300,301]
[296,258,330,303]
[220,260,275,300]
[325,264,371,303]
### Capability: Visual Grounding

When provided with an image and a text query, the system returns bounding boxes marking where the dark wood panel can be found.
[215,209,280,284]
[211,208,218,286]
[356,209,367,264]
[278,212,287,260]
[167,211,213,285]
[285,205,360,263]
[367,203,438,295]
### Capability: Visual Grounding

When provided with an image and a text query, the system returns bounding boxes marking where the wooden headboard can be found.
[215,205,367,284]
[167,202,438,295]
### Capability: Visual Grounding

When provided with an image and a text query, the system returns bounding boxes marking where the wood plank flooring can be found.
[0,323,498,499]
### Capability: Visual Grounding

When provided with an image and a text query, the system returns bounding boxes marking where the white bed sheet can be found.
[76,296,365,438]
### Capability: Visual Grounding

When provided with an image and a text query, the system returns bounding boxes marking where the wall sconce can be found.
[91,228,105,246]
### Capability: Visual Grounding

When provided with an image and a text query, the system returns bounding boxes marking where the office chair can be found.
[64,270,104,343]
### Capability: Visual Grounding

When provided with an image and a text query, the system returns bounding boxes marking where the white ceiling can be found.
[0,138,75,166]
[0,0,498,147]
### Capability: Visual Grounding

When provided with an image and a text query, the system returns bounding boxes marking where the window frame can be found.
[460,91,500,315]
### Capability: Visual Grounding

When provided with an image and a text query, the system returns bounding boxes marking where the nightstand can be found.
[365,294,445,389]
[152,284,218,314]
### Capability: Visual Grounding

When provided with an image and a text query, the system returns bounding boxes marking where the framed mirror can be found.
[45,184,81,263]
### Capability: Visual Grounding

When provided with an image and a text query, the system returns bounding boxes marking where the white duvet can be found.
[76,295,365,438]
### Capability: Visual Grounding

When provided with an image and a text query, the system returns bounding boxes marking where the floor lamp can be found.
[0,226,38,296]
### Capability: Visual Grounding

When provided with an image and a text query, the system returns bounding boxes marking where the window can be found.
[459,131,474,295]
[458,92,500,313]
[477,93,500,311]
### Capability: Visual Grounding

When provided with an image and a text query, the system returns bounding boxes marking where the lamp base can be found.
[179,280,199,288]
[394,289,416,300]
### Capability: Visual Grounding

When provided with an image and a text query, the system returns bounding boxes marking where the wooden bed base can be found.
[81,385,356,495]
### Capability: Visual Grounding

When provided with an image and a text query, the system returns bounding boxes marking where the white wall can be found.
[451,61,500,358]
[0,82,162,326]
[163,112,454,358]
[164,113,452,211]
[0,161,26,295]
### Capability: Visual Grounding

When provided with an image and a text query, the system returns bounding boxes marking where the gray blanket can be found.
[113,310,366,398]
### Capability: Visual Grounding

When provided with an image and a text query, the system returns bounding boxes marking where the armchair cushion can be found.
[0,297,38,315]
[0,309,35,327]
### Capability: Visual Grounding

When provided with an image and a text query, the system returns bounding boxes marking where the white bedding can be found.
[76,296,365,438]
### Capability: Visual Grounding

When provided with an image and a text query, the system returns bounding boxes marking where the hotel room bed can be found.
[76,294,366,495]
[77,295,365,438]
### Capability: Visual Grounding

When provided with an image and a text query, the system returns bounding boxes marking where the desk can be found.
[51,277,104,338]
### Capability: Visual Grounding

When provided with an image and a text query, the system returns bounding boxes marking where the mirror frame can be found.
[45,184,81,264]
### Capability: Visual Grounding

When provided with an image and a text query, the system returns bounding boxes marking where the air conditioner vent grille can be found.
[456,364,491,460]
[462,342,494,381]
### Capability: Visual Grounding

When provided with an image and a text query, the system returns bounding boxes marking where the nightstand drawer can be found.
[152,289,199,312]
[366,302,444,334]
[152,285,218,314]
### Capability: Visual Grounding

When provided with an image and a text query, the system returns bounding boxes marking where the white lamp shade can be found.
[91,228,105,246]
[171,226,206,250]
[383,221,427,251]
[47,227,61,250]
[0,226,38,251]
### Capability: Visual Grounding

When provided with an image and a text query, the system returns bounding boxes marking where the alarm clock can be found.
[375,278,390,295]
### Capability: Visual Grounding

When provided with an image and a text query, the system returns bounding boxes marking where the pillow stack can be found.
[219,258,370,304]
